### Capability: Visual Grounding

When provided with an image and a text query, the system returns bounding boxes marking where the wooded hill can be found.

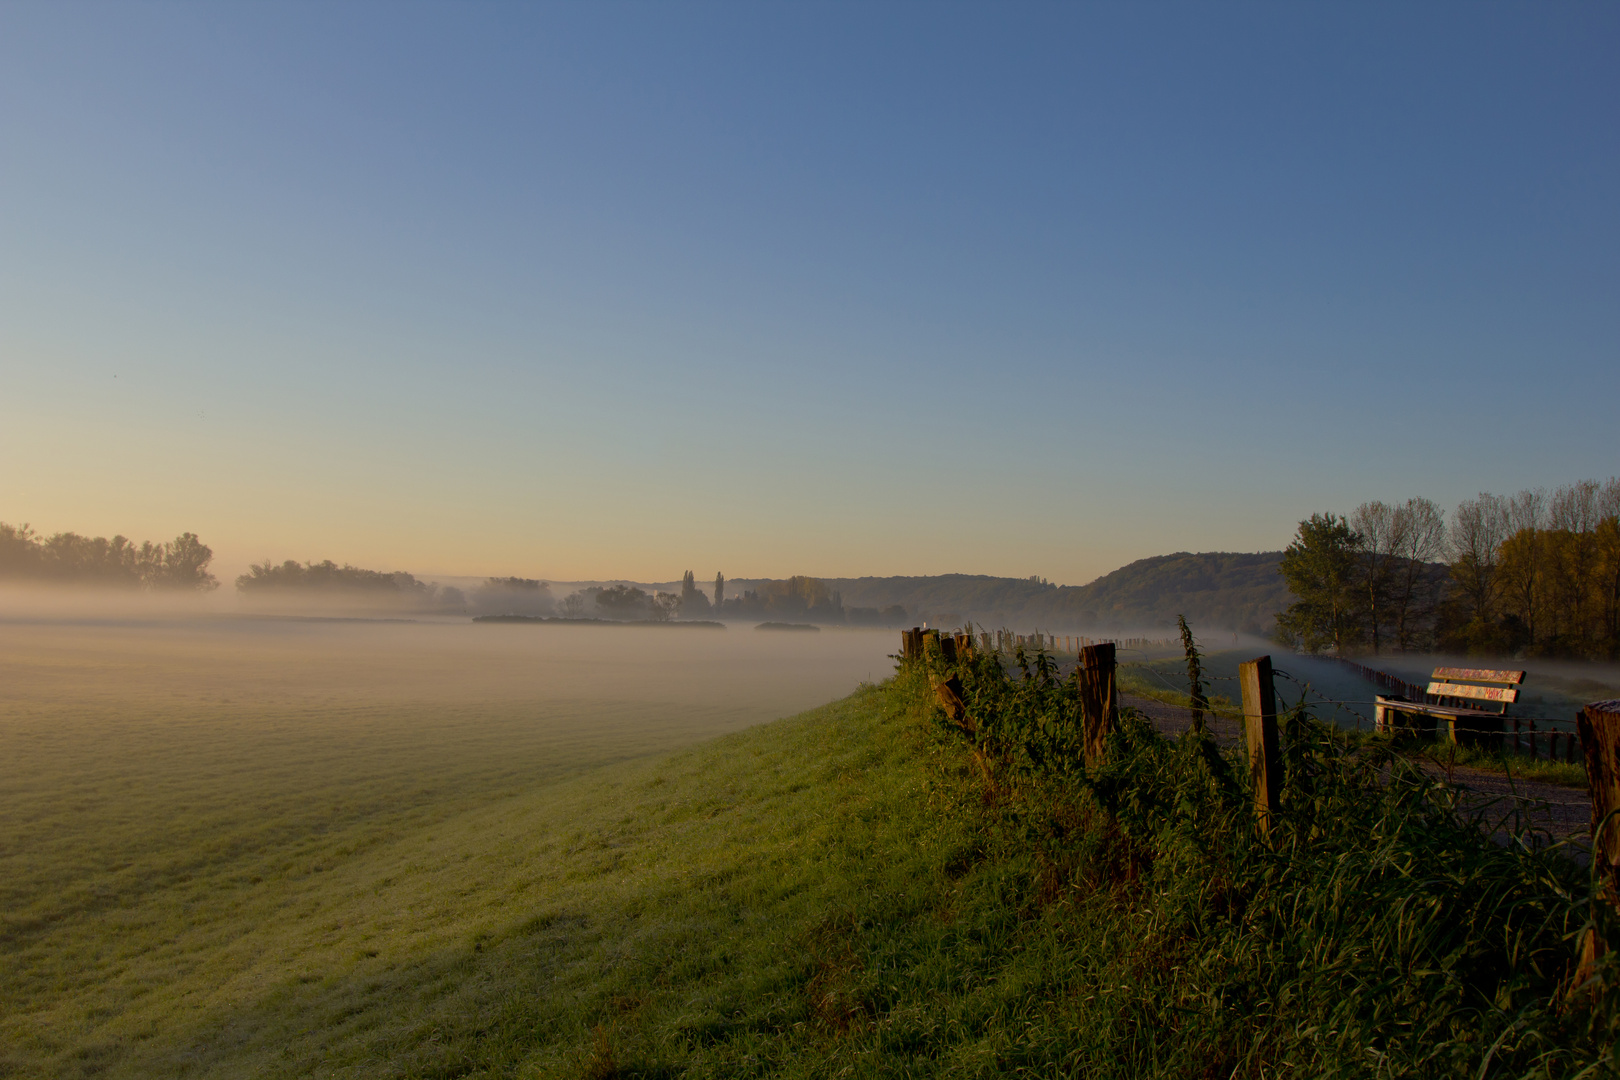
[824,550,1292,634]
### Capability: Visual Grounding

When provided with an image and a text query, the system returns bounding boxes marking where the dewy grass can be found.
[6,639,1617,1077]
[1435,740,1591,790]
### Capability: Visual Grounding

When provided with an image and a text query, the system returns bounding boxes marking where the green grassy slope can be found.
[3,683,984,1078]
[8,672,1606,1077]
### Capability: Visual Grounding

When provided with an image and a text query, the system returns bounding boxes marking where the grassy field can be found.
[5,620,1612,1076]
[0,617,900,1077]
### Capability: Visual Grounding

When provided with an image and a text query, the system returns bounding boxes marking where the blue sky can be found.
[2,2,1615,584]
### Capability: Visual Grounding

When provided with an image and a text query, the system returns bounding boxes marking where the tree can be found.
[1448,493,1510,628]
[1390,497,1446,651]
[1350,501,1403,654]
[714,571,725,610]
[1546,481,1602,647]
[473,577,551,616]
[678,570,710,614]
[0,522,40,579]
[1276,513,1363,654]
[1599,479,1620,657]
[155,532,218,590]
[1495,489,1547,650]
[594,584,650,619]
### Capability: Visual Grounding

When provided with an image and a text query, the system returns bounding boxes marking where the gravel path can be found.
[1121,692,1592,846]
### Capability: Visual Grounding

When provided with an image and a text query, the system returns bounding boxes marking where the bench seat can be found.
[1373,695,1507,721]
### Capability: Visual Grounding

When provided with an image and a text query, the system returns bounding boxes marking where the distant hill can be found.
[1034,551,1289,635]
[825,551,1288,635]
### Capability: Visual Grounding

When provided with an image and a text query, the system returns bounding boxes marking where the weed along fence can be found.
[895,627,1620,1066]
[900,624,1613,841]
[900,626,1286,833]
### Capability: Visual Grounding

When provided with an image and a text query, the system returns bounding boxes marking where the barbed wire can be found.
[980,636,1580,734]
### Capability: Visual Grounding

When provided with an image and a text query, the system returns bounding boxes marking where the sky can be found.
[2,2,1616,586]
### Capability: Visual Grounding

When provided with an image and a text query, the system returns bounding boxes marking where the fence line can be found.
[974,630,1174,654]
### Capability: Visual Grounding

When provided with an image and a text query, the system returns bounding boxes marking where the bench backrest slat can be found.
[1431,667,1525,685]
[1427,681,1519,704]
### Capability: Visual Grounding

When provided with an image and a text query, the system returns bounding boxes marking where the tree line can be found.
[545,572,906,625]
[237,559,437,596]
[0,522,217,590]
[1277,477,1620,659]
[236,562,572,614]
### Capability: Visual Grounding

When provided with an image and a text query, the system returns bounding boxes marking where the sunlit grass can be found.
[4,623,1609,1077]
[3,681,962,1078]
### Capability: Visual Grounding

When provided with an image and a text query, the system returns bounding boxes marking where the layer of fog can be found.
[0,612,900,741]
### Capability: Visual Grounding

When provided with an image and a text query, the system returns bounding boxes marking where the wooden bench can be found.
[1374,667,1525,742]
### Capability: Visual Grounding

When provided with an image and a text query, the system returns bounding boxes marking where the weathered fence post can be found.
[952,632,974,661]
[1079,642,1118,766]
[1575,700,1620,995]
[901,627,925,662]
[921,629,966,726]
[1240,655,1281,836]
[934,670,967,725]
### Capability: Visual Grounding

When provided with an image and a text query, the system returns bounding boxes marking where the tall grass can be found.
[913,639,1617,1076]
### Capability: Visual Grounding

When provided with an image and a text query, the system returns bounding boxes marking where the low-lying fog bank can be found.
[0,613,899,732]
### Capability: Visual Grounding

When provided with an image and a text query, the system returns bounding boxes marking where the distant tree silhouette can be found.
[156,533,218,590]
[594,584,650,619]
[651,592,680,622]
[472,577,552,616]
[0,522,216,590]
[678,570,710,615]
[236,560,428,595]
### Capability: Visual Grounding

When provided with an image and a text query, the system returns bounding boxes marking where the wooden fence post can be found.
[1240,655,1281,836]
[1079,642,1118,766]
[1575,700,1620,995]
[902,627,923,662]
